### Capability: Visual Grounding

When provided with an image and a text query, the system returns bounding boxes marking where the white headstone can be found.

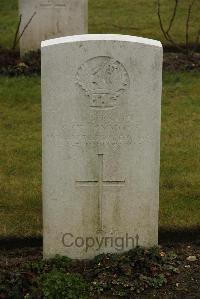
[42,34,163,259]
[18,0,88,55]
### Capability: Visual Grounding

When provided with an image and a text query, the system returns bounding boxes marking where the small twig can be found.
[157,0,184,52]
[186,0,196,56]
[157,0,170,42]
[157,0,199,57]
[192,29,200,53]
[165,32,184,52]
[15,11,36,48]
[12,14,22,50]
[166,0,179,34]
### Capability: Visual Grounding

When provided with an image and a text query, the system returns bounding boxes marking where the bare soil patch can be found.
[0,242,199,298]
[164,52,200,72]
[0,48,40,76]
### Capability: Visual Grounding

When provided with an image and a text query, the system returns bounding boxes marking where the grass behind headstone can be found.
[0,0,200,48]
[0,73,199,237]
[0,77,41,237]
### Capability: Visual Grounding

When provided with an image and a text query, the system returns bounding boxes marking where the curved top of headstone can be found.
[41,34,162,48]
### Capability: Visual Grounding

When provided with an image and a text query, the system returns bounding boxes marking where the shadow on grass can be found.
[159,227,200,244]
[0,228,199,249]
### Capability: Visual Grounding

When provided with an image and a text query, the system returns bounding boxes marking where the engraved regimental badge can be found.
[76,56,130,109]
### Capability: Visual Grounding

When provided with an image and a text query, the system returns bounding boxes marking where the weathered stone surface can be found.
[18,0,88,55]
[42,34,163,259]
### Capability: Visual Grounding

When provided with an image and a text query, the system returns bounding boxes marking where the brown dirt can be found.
[163,52,200,72]
[0,242,200,298]
[140,243,200,299]
[0,48,20,68]
[0,47,41,76]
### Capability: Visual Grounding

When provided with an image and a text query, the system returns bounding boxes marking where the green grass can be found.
[160,72,200,230]
[0,0,200,237]
[0,73,199,237]
[0,77,41,237]
[89,0,200,46]
[0,0,200,48]
[0,0,19,49]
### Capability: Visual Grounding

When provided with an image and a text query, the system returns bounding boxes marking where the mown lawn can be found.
[0,77,42,237]
[0,73,199,237]
[160,72,200,231]
[0,0,199,238]
[0,0,200,48]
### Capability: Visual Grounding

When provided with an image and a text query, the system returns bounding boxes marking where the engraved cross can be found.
[76,154,125,232]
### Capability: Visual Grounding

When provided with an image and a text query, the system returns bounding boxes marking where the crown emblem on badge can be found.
[76,56,130,109]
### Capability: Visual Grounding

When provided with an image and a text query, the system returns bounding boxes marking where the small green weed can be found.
[88,246,178,296]
[26,255,72,275]
[0,247,179,298]
[40,271,89,299]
